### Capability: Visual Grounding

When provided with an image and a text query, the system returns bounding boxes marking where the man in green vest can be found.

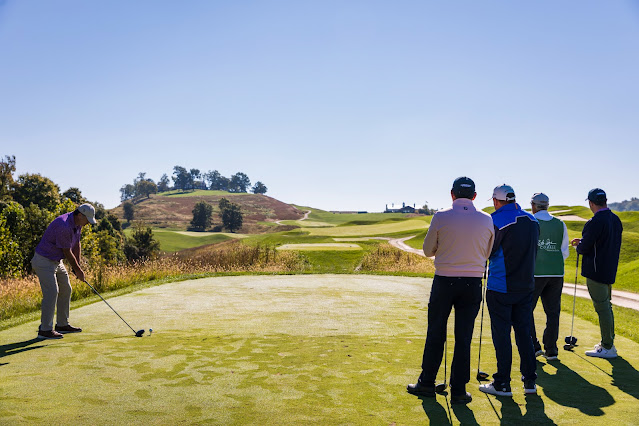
[529,193,569,360]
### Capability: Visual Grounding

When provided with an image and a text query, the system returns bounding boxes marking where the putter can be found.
[563,254,580,351]
[83,280,145,337]
[477,263,490,381]
[435,339,448,393]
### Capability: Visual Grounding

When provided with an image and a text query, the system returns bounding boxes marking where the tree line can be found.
[120,167,268,202]
[609,198,639,212]
[0,155,160,279]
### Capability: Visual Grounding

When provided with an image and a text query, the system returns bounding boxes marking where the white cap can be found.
[77,203,97,225]
[491,184,516,201]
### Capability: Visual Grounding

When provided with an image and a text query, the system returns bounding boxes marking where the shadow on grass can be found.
[418,396,452,425]
[610,356,639,401]
[537,359,614,416]
[0,338,43,365]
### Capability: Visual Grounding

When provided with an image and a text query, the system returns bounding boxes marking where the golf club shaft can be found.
[477,263,487,375]
[570,254,580,339]
[83,280,137,334]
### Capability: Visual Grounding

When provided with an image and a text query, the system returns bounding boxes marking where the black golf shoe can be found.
[55,324,82,334]
[37,329,63,340]
[451,392,472,404]
[407,382,436,397]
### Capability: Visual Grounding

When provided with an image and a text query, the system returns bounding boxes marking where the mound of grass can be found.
[305,219,427,237]
[148,229,233,252]
[293,206,411,226]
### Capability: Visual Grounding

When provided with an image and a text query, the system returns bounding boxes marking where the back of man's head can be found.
[531,193,549,210]
[492,184,516,205]
[452,176,476,199]
[587,188,607,207]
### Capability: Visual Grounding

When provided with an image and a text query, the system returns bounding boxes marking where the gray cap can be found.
[77,203,97,225]
[531,192,549,208]
[492,184,516,201]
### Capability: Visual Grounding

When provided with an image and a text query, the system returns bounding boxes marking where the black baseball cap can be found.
[452,176,475,198]
[587,188,607,204]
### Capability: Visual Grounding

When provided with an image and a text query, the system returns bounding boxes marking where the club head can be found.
[563,344,574,351]
[435,383,447,394]
[135,329,145,337]
[477,371,490,381]
[564,336,577,345]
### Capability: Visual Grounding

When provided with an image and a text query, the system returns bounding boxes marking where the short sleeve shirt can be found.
[35,212,82,261]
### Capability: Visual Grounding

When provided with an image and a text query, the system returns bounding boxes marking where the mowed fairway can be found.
[1,275,639,424]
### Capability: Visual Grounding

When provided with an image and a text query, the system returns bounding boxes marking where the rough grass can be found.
[2,275,638,424]
[0,242,306,327]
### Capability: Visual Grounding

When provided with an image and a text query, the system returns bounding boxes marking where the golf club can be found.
[83,280,145,337]
[563,253,580,351]
[477,262,490,381]
[435,339,448,393]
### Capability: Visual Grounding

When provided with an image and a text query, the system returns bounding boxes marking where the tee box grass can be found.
[2,275,639,424]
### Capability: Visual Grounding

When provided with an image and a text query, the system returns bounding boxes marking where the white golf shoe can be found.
[585,343,617,359]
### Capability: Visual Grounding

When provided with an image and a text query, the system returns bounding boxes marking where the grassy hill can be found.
[111,190,304,233]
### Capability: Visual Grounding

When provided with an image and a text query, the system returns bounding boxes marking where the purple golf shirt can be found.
[35,212,82,261]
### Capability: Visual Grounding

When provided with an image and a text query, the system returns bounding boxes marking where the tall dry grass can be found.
[1,242,306,323]
[358,243,435,274]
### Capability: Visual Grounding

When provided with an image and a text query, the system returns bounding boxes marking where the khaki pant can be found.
[31,252,72,331]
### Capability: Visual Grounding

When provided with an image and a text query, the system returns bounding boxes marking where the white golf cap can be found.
[491,184,516,201]
[77,203,97,224]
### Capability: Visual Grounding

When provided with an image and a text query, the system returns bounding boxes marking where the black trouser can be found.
[530,277,563,355]
[419,275,482,395]
[487,289,537,385]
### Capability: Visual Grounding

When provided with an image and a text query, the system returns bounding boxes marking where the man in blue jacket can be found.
[571,188,623,359]
[480,184,539,397]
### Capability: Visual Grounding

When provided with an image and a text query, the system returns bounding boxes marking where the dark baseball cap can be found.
[452,176,475,198]
[587,188,607,204]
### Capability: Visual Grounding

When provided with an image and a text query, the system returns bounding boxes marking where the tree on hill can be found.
[204,170,221,190]
[252,181,267,194]
[157,174,171,192]
[229,172,250,193]
[123,201,135,223]
[190,201,213,231]
[172,166,192,191]
[219,199,243,232]
[12,173,61,211]
[218,197,231,212]
[120,184,135,201]
[0,155,16,202]
[136,179,157,198]
[609,198,639,212]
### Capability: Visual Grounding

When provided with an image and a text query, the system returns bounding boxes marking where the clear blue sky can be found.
[2,1,638,212]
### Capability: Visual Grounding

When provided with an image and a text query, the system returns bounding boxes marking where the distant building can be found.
[384,202,416,213]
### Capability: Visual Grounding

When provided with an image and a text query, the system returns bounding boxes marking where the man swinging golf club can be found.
[479,184,538,397]
[31,203,96,339]
[571,188,623,359]
[407,177,494,404]
[529,193,569,361]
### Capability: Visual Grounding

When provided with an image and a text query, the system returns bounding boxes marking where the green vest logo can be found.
[538,238,558,252]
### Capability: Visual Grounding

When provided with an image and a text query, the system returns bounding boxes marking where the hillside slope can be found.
[110,190,304,233]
